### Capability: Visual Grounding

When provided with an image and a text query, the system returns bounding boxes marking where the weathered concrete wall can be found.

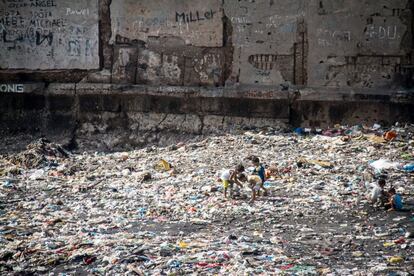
[0,0,413,138]
[1,0,412,88]
[1,0,413,87]
[110,0,223,47]
[224,0,306,86]
[0,0,99,70]
[307,0,413,89]
[1,83,413,132]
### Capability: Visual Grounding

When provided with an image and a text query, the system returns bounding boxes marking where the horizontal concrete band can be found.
[2,82,414,100]
[0,83,413,134]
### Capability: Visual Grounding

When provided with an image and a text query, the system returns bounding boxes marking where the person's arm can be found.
[229,170,237,182]
[369,188,377,203]
[385,195,393,208]
[232,172,244,187]
[389,195,396,210]
[230,171,241,186]
[235,180,243,188]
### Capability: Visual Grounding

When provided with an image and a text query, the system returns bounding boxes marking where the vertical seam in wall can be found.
[98,0,103,69]
[134,46,138,84]
[301,32,305,85]
[43,85,50,133]
[74,82,79,126]
[182,56,186,86]
[293,43,297,85]
[287,90,291,125]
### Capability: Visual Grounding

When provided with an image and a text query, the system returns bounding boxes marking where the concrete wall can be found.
[0,0,99,70]
[0,0,412,88]
[1,83,413,131]
[308,0,413,89]
[0,0,413,139]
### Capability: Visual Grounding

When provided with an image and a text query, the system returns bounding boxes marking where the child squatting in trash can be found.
[385,187,403,211]
[251,157,268,196]
[218,165,246,198]
[366,178,388,206]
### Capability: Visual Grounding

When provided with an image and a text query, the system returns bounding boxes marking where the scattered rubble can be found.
[0,124,413,274]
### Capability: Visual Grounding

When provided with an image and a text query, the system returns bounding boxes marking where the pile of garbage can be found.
[0,138,69,177]
[8,138,69,169]
[0,124,413,275]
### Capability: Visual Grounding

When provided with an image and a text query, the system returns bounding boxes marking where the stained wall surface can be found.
[0,0,99,70]
[307,0,412,89]
[0,0,413,88]
[110,0,223,47]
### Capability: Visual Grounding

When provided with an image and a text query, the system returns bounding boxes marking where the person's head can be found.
[238,173,247,182]
[252,157,260,166]
[379,173,388,180]
[388,187,396,195]
[235,164,245,173]
[378,179,386,188]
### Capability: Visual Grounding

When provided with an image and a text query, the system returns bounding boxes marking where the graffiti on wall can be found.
[317,28,352,47]
[324,55,403,88]
[365,25,399,40]
[0,0,99,69]
[111,0,223,47]
[0,84,24,93]
[175,9,216,24]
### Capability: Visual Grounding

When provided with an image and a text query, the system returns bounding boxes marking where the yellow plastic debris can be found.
[155,159,171,171]
[299,158,333,168]
[352,251,364,257]
[388,256,403,264]
[367,134,387,144]
[309,160,333,168]
[178,241,189,248]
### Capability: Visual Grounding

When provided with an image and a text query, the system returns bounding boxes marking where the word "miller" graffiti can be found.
[176,10,215,24]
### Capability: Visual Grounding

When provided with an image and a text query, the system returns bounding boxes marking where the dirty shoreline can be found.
[1,126,414,275]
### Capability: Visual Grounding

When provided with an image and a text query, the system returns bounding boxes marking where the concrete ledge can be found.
[297,87,414,103]
[4,82,413,102]
[0,83,413,136]
[75,83,291,100]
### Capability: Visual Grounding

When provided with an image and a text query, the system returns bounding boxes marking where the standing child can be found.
[251,157,268,196]
[385,188,403,211]
[218,164,246,199]
[247,174,262,203]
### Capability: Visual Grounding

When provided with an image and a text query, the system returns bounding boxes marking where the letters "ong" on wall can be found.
[0,84,24,93]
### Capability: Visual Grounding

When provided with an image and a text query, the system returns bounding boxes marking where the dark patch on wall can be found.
[222,14,234,86]
[290,100,414,127]
[294,18,308,85]
[99,0,114,70]
[0,71,89,83]
[134,35,229,86]
[324,55,412,88]
[248,54,279,70]
[112,46,138,83]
